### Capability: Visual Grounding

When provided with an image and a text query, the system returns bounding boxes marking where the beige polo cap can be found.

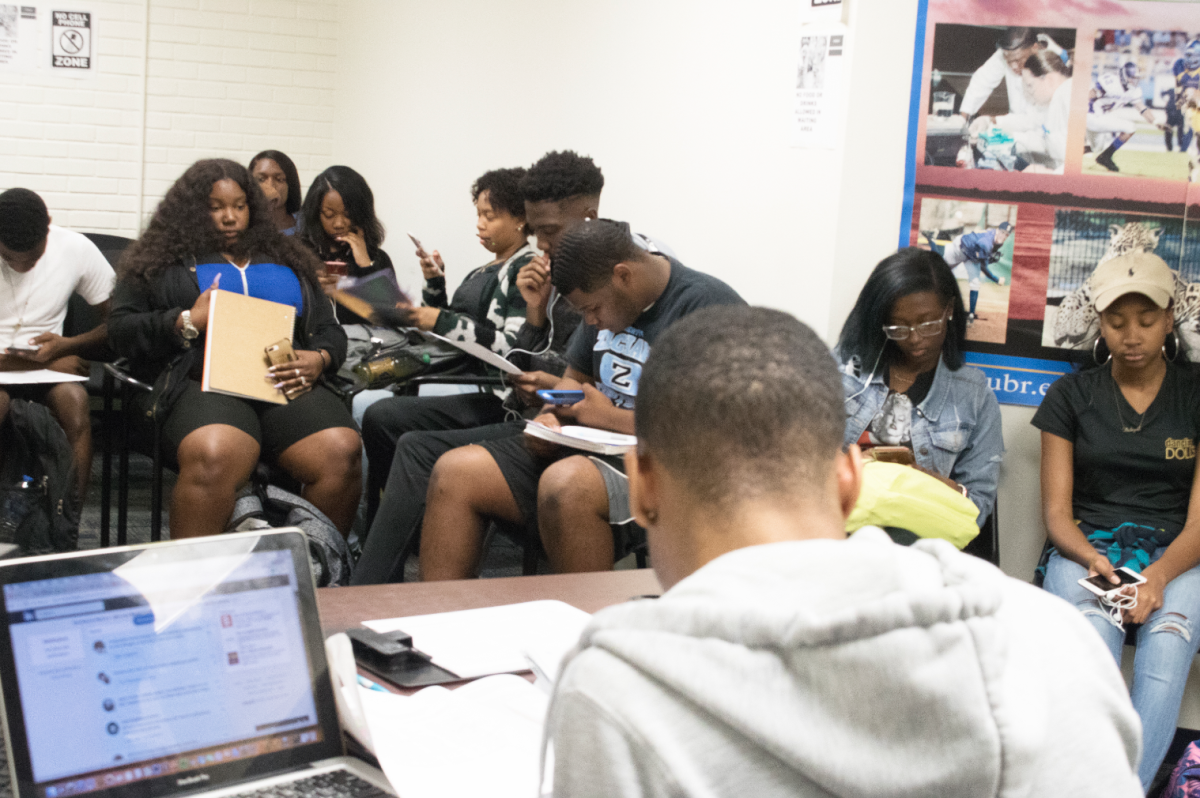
[1090,251,1176,312]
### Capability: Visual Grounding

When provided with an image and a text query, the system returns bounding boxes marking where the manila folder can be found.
[201,290,295,405]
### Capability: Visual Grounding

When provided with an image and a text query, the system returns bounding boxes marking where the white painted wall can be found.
[0,0,341,237]
[332,0,1050,585]
[333,0,844,333]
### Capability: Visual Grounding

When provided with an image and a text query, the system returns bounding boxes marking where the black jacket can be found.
[108,258,347,419]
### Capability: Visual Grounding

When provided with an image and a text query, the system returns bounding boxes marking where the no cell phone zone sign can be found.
[51,10,91,70]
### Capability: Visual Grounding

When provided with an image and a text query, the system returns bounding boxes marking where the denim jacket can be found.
[841,356,1004,524]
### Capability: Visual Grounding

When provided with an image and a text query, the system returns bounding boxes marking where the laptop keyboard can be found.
[233,769,389,798]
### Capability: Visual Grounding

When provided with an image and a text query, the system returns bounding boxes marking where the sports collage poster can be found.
[900,0,1200,406]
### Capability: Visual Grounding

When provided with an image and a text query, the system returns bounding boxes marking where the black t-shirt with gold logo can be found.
[1033,361,1200,539]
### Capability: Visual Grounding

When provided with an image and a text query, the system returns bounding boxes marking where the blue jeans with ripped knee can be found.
[1045,547,1200,790]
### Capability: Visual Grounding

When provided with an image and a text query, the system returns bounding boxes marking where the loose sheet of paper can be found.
[360,675,550,798]
[423,331,523,375]
[0,370,88,385]
[364,600,592,680]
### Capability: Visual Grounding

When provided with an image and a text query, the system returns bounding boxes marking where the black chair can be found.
[99,363,161,546]
[963,509,1000,566]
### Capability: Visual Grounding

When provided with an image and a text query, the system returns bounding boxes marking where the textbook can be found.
[523,421,637,455]
[201,289,295,405]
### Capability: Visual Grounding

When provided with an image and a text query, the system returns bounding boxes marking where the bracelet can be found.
[318,349,331,369]
[959,484,969,499]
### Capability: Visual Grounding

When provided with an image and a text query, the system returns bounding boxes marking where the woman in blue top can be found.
[836,247,1004,524]
[109,159,361,539]
[1036,252,1200,790]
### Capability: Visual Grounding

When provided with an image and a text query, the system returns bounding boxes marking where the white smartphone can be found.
[1078,566,1147,597]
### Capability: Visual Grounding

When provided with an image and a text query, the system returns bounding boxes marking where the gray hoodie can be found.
[546,528,1142,797]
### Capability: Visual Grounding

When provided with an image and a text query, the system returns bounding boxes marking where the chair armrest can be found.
[407,374,507,388]
[103,362,153,393]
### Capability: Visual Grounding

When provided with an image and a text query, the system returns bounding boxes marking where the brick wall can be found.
[0,0,339,238]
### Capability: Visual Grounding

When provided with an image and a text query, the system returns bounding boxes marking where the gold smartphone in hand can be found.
[265,338,298,367]
[265,339,303,401]
[868,446,916,466]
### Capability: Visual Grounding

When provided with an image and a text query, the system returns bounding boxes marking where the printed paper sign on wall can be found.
[50,9,89,70]
[900,0,1200,405]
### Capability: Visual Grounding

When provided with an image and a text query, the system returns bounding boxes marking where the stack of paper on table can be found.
[363,599,592,680]
[524,421,637,455]
[326,601,593,798]
[200,290,295,405]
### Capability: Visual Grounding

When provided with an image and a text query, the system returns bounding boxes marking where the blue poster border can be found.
[898,0,929,249]
[897,0,1073,407]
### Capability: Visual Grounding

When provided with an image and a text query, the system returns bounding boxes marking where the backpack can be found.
[1163,741,1200,798]
[228,483,351,587]
[0,399,79,557]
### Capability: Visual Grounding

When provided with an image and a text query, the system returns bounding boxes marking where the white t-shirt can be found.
[0,225,115,349]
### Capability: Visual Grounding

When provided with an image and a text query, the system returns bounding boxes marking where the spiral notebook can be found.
[200,290,295,405]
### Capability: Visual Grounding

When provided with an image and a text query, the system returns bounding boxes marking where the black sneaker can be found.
[1096,151,1120,172]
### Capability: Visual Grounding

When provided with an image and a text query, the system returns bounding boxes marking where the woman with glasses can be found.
[836,247,1004,525]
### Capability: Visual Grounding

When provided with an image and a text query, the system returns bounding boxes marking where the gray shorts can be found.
[587,455,645,559]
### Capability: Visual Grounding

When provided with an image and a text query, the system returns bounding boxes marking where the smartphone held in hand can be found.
[265,338,298,367]
[537,389,585,406]
[868,446,916,466]
[1078,567,1147,597]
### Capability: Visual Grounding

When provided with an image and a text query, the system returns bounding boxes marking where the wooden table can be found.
[317,569,663,635]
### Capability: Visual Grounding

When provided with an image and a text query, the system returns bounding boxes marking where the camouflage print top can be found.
[421,243,536,396]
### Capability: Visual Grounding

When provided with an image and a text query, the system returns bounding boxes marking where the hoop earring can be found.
[1093,336,1111,366]
[1164,331,1181,363]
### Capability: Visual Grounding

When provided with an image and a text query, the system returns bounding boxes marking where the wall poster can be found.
[900,0,1200,406]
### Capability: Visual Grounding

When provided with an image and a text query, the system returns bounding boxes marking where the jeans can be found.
[1044,548,1200,790]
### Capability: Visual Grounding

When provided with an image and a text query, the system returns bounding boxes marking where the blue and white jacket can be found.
[841,356,1004,524]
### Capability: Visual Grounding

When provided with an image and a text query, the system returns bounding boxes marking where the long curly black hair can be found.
[119,158,323,287]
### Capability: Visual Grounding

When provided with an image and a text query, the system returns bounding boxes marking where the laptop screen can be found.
[0,531,342,798]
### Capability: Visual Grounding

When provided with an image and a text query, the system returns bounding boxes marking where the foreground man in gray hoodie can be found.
[545,305,1142,797]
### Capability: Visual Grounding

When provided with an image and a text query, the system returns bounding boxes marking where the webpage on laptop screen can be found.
[2,549,321,794]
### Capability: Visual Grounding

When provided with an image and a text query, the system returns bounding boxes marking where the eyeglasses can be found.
[882,309,952,341]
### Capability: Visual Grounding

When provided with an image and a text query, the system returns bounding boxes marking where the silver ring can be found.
[300,376,306,386]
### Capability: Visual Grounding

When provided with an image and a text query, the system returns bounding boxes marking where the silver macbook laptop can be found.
[0,529,394,798]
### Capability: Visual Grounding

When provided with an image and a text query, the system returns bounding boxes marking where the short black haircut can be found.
[835,247,967,373]
[520,151,604,204]
[997,27,1036,51]
[637,306,845,508]
[300,165,385,257]
[0,188,50,252]
[471,167,528,220]
[551,219,643,295]
[248,150,303,215]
